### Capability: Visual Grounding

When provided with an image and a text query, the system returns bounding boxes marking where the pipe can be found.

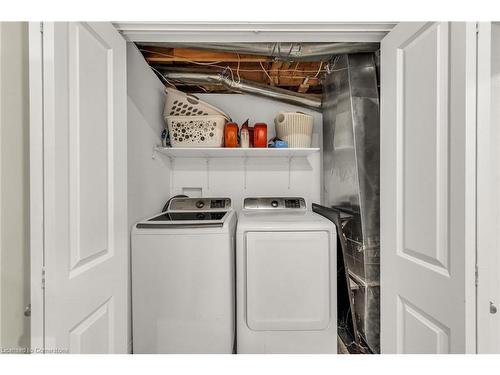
[162,71,322,111]
[140,42,380,61]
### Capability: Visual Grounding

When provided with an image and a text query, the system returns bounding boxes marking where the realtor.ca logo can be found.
[0,347,69,354]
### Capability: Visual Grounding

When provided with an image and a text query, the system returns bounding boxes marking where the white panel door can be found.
[380,22,476,353]
[42,22,127,353]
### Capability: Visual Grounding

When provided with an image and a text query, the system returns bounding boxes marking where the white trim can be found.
[464,21,478,354]
[28,21,44,352]
[113,22,396,43]
[476,21,500,353]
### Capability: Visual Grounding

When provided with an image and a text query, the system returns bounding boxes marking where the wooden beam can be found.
[269,61,283,85]
[141,46,270,63]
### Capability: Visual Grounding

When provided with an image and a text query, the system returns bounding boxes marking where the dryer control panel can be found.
[243,197,306,210]
[168,197,232,211]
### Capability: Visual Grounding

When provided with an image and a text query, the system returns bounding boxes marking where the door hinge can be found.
[476,22,479,35]
[475,265,479,286]
[40,23,44,34]
[41,267,46,290]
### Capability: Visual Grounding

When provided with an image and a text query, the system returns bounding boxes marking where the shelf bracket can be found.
[169,157,175,194]
[288,156,293,190]
[206,159,210,190]
[243,157,248,190]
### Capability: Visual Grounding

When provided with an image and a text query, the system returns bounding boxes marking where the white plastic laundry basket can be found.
[163,87,230,121]
[274,112,314,148]
[166,115,226,148]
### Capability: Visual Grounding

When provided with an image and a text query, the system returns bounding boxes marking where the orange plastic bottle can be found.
[253,123,268,148]
[224,122,239,148]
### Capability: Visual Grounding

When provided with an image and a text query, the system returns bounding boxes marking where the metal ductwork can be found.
[161,71,323,111]
[321,53,380,353]
[139,42,380,61]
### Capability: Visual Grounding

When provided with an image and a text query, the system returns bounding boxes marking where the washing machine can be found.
[131,197,236,354]
[236,197,337,353]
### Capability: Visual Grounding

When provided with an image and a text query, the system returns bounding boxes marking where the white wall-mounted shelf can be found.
[154,146,320,159]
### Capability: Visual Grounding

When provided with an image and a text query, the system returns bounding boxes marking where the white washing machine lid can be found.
[136,210,230,229]
[136,197,233,229]
[237,210,334,233]
[237,197,335,233]
[133,210,236,236]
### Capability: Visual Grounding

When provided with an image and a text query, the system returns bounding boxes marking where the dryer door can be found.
[245,231,333,331]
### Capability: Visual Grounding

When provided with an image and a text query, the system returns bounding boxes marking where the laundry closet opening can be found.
[127,40,380,354]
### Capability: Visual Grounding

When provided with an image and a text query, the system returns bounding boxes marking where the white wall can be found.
[0,22,30,351]
[127,43,170,351]
[127,43,171,225]
[170,93,323,211]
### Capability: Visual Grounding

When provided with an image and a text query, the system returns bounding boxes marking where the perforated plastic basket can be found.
[166,115,227,148]
[163,87,230,120]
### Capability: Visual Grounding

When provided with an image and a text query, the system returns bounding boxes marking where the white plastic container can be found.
[166,115,226,148]
[163,87,230,121]
[240,127,250,148]
[274,112,314,148]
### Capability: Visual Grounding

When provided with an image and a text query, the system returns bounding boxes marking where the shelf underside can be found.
[155,147,320,158]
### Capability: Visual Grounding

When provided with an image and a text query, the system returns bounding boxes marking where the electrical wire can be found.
[149,65,176,87]
[223,65,235,83]
[314,61,323,78]
[259,61,273,83]
[236,53,241,83]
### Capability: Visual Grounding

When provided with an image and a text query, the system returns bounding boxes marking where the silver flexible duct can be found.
[162,71,322,111]
[139,42,380,61]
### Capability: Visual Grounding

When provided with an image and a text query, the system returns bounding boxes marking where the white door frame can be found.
[476,21,500,353]
[112,22,397,43]
[28,21,44,352]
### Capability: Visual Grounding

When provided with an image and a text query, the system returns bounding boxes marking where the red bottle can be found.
[224,122,239,148]
[253,123,267,148]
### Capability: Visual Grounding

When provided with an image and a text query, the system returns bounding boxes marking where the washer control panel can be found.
[243,197,306,210]
[168,197,232,211]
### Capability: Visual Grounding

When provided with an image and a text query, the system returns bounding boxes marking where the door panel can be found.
[397,297,450,354]
[42,22,127,353]
[68,22,113,277]
[381,22,476,353]
[68,298,114,353]
[399,23,449,275]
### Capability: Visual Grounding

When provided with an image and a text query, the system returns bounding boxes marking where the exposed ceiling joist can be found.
[139,44,343,94]
[140,46,269,63]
